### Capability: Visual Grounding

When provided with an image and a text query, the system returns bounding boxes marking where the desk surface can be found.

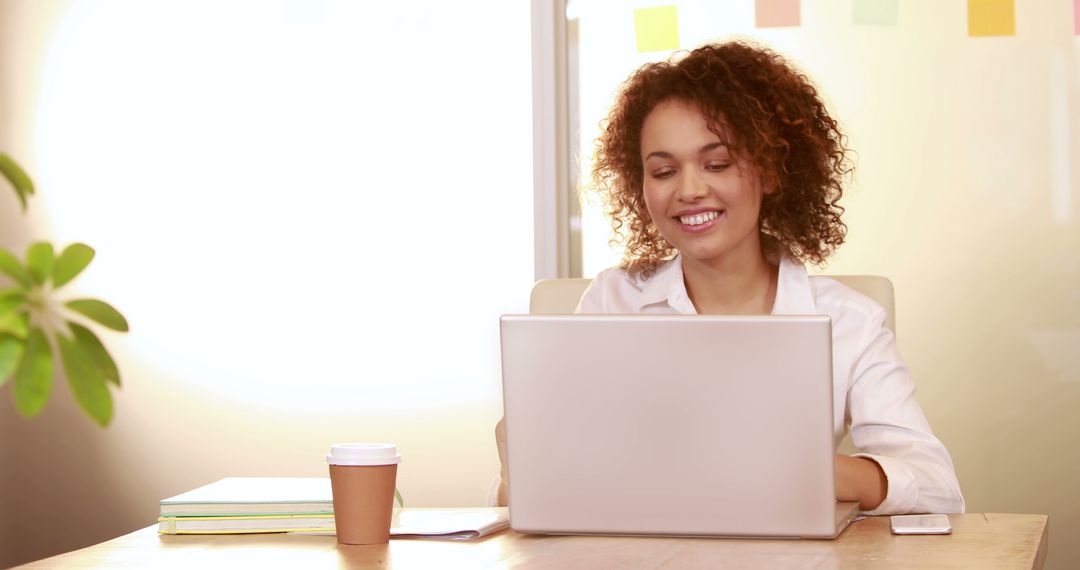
[22,513,1047,569]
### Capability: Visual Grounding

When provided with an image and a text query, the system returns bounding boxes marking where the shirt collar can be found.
[633,248,818,315]
[636,256,695,313]
[770,251,817,315]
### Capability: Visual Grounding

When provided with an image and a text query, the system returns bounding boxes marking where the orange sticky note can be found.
[756,0,800,28]
[967,0,1015,37]
[634,6,679,53]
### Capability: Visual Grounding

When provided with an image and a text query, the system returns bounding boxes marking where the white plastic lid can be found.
[326,443,402,466]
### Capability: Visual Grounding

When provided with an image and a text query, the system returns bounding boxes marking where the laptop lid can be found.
[500,314,853,539]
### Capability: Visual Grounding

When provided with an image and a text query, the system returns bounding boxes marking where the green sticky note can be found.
[853,0,898,26]
[634,5,679,53]
[755,0,800,28]
[968,0,1015,37]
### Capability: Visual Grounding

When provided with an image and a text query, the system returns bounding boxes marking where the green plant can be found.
[1,153,127,426]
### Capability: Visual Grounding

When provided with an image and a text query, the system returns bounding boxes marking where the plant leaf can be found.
[67,321,120,387]
[0,249,32,288]
[0,310,29,339]
[0,288,27,314]
[65,299,129,332]
[52,243,95,289]
[13,327,52,417]
[0,333,24,387]
[0,153,34,211]
[58,329,114,426]
[26,242,55,286]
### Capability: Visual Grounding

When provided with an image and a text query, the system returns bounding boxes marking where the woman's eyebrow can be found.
[643,150,674,161]
[644,142,727,162]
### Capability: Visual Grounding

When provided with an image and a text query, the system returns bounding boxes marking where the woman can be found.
[497,41,963,515]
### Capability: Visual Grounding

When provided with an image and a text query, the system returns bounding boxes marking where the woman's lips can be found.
[675,209,724,233]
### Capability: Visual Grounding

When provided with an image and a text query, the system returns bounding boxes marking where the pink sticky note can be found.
[756,0,800,28]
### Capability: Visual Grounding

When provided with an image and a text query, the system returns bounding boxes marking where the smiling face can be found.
[640,98,771,269]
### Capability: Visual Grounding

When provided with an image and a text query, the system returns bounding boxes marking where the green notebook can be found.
[159,477,333,517]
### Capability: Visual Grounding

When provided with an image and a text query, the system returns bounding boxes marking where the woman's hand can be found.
[835,455,887,511]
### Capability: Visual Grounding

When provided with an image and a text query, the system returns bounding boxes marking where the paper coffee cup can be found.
[327,443,401,545]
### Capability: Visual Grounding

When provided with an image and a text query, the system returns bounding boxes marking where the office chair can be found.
[529,275,896,334]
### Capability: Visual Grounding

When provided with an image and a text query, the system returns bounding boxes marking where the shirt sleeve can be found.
[845,306,966,515]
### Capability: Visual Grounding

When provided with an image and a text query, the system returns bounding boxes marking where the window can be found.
[27,0,533,504]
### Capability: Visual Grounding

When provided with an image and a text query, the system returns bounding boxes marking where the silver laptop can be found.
[499,315,859,539]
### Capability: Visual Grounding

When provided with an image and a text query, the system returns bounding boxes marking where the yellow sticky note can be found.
[634,6,679,53]
[968,0,1015,37]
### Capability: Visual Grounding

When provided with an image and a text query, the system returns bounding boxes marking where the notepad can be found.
[391,508,509,540]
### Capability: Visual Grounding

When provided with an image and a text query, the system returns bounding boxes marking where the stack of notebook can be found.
[159,477,510,539]
[158,477,335,535]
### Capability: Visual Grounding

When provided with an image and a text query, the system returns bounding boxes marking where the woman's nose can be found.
[676,169,708,201]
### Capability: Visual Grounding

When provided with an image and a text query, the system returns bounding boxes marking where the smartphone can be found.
[889,514,952,535]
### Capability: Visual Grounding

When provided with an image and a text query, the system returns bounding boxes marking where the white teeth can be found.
[679,211,719,226]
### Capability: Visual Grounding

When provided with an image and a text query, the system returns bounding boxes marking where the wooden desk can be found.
[21,513,1047,569]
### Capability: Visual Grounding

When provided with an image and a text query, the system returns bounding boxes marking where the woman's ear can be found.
[745,162,777,196]
[761,174,780,196]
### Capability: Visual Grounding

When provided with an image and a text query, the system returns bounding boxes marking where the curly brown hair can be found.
[591,40,850,277]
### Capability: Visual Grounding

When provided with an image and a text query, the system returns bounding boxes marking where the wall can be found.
[1,1,78,564]
[0,1,533,567]
[574,1,1079,568]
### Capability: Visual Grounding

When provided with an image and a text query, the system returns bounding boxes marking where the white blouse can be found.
[576,253,965,515]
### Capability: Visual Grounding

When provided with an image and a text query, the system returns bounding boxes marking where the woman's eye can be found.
[706,162,730,172]
[652,169,676,179]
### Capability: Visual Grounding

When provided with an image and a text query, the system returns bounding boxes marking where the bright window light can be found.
[33,1,534,413]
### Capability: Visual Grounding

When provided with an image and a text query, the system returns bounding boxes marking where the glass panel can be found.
[571,1,1079,565]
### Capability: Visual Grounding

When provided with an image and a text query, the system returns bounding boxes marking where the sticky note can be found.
[755,0,800,28]
[634,6,679,53]
[967,0,1015,37]
[853,0,898,26]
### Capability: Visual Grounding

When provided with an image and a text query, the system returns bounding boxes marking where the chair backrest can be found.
[529,275,896,334]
